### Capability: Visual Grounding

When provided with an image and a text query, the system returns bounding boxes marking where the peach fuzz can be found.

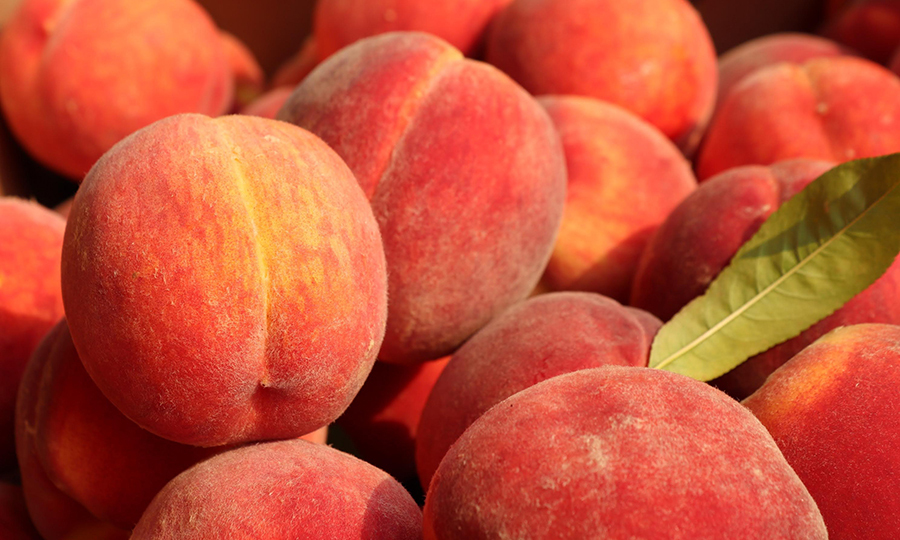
[0,483,41,539]
[716,33,850,113]
[0,197,65,471]
[416,292,661,490]
[537,96,697,302]
[424,367,827,539]
[822,0,900,64]
[15,323,129,540]
[131,439,423,539]
[485,0,717,154]
[696,56,900,180]
[280,32,566,364]
[0,0,233,180]
[338,356,450,483]
[744,324,900,539]
[630,159,900,399]
[61,113,388,447]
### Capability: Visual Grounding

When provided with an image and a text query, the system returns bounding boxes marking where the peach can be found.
[485,0,718,153]
[15,323,129,540]
[0,0,234,179]
[61,113,388,447]
[822,0,900,64]
[424,366,827,539]
[416,292,660,490]
[131,440,423,539]
[280,32,566,364]
[696,56,900,180]
[717,33,849,112]
[630,159,900,399]
[219,31,264,110]
[0,483,41,539]
[744,324,900,539]
[239,86,293,120]
[537,96,697,302]
[338,356,450,483]
[271,37,319,88]
[0,198,65,471]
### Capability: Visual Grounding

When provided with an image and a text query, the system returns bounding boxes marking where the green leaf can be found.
[650,154,900,381]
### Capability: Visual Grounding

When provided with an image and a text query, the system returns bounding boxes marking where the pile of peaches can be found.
[2,0,900,538]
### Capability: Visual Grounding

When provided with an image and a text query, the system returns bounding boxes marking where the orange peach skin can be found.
[538,96,697,302]
[631,159,900,399]
[744,324,900,539]
[485,0,718,154]
[0,198,65,471]
[697,56,900,180]
[0,0,233,179]
[280,32,566,365]
[131,440,423,539]
[16,323,129,540]
[416,292,661,490]
[716,33,850,114]
[424,367,827,539]
[61,114,388,447]
[338,356,450,482]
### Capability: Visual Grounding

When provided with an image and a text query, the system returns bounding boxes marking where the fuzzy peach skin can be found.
[338,356,450,482]
[0,198,65,471]
[538,96,697,302]
[239,86,293,120]
[15,323,129,540]
[485,0,717,154]
[716,33,850,114]
[631,159,900,399]
[131,439,422,539]
[416,292,661,490]
[822,0,900,64]
[0,0,233,180]
[280,32,567,364]
[0,483,41,540]
[744,324,900,539]
[696,56,900,180]
[424,366,827,539]
[219,31,264,111]
[61,113,388,447]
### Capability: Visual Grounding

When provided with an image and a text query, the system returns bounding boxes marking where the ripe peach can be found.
[424,366,827,539]
[744,324,900,539]
[697,56,900,179]
[416,292,660,490]
[131,440,423,539]
[61,113,387,447]
[485,0,718,153]
[0,0,234,179]
[538,96,697,302]
[631,159,900,399]
[0,197,65,471]
[338,356,450,482]
[280,32,566,364]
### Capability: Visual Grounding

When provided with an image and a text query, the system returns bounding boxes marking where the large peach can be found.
[424,366,827,539]
[631,159,900,399]
[485,0,718,153]
[0,0,233,179]
[697,56,900,179]
[416,292,660,490]
[0,197,65,471]
[61,113,387,447]
[280,32,566,364]
[131,440,422,539]
[744,324,900,539]
[538,96,697,302]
